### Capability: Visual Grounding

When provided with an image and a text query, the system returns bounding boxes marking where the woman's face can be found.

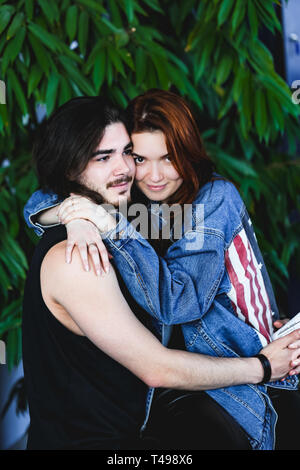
[131,131,183,202]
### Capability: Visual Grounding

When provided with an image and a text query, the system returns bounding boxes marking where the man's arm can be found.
[41,242,300,389]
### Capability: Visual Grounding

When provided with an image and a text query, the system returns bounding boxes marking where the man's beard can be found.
[80,175,133,207]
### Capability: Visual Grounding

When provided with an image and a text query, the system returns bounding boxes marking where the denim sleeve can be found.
[102,213,225,325]
[23,189,61,236]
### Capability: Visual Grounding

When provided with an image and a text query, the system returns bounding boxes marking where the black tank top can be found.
[22,225,150,450]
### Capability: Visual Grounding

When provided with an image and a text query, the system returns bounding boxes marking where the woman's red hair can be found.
[126,89,215,205]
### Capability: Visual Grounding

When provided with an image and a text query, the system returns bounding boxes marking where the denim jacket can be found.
[24,179,299,450]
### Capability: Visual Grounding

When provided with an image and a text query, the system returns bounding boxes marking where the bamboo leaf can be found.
[77,0,105,14]
[38,0,60,24]
[108,0,123,28]
[115,30,129,48]
[106,55,113,86]
[212,146,258,177]
[266,90,284,132]
[248,0,258,37]
[100,16,123,34]
[254,87,268,139]
[0,261,11,291]
[110,86,128,108]
[107,45,126,78]
[28,22,63,53]
[2,27,26,73]
[151,54,170,89]
[78,10,89,55]
[217,0,235,27]
[58,76,72,105]
[124,0,134,23]
[28,32,50,74]
[92,48,106,91]
[25,0,34,20]
[194,38,215,82]
[7,68,27,115]
[66,5,78,42]
[45,73,60,115]
[6,12,24,40]
[58,55,95,95]
[118,49,134,70]
[27,64,43,97]
[140,0,164,14]
[0,5,15,35]
[135,47,147,85]
[216,55,233,85]
[231,0,246,33]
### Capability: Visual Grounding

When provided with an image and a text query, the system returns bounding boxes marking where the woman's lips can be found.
[146,184,167,191]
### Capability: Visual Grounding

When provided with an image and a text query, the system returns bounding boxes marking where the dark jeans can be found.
[143,389,251,450]
[269,387,300,450]
[143,387,300,451]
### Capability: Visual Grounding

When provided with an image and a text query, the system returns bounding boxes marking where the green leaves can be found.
[7,68,27,114]
[37,0,60,25]
[78,10,89,54]
[66,5,78,42]
[0,0,299,366]
[0,5,15,35]
[217,0,235,26]
[28,22,63,53]
[254,87,267,140]
[58,55,95,95]
[6,12,24,39]
[2,26,26,73]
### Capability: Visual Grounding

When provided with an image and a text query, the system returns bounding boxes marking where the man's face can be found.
[79,122,136,206]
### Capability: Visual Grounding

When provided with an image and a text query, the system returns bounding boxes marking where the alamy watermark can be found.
[102,201,205,251]
[291,80,300,104]
[0,339,6,365]
[0,80,5,104]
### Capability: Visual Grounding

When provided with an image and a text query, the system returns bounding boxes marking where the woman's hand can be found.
[65,219,111,276]
[260,329,300,381]
[57,195,116,232]
[273,318,290,330]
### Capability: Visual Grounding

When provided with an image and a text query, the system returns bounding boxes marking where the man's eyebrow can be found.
[92,141,132,157]
[92,149,113,156]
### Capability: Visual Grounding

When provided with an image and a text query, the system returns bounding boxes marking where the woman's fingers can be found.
[87,240,110,276]
[65,239,75,264]
[59,203,86,222]
[288,339,300,349]
[65,219,110,276]
[289,365,300,375]
[78,242,90,272]
[88,243,103,276]
[273,318,290,330]
[58,195,89,220]
[95,239,110,274]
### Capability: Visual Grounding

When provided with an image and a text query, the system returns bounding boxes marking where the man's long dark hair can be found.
[33,96,127,204]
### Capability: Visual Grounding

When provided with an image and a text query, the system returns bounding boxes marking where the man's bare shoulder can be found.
[42,240,116,290]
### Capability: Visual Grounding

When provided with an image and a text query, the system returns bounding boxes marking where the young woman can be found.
[24,90,300,450]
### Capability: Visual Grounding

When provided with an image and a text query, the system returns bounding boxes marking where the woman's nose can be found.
[149,164,163,182]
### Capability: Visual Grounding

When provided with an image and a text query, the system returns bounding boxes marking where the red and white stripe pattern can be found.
[225,228,274,346]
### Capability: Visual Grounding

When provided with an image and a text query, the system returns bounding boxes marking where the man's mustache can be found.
[107,176,133,189]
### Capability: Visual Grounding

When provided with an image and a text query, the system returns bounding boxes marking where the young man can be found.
[22,96,300,450]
